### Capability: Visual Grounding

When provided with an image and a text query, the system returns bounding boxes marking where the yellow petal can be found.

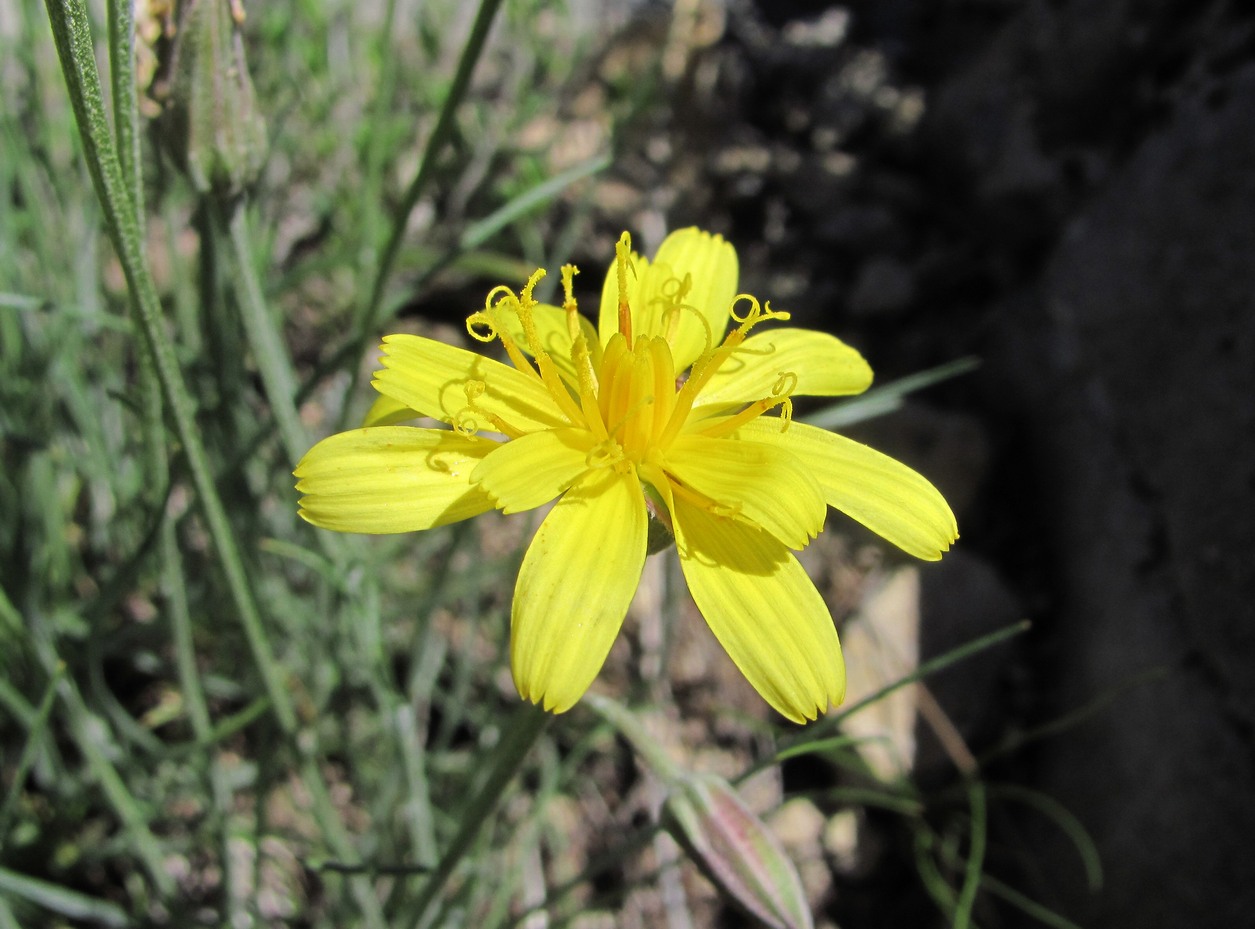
[362,392,419,427]
[741,420,958,560]
[669,495,845,723]
[373,334,568,433]
[695,328,873,409]
[664,433,827,550]
[294,427,497,533]
[511,467,648,712]
[471,428,595,514]
[499,302,600,390]
[647,227,738,369]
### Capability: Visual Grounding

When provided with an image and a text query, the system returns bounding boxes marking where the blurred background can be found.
[2,0,1253,926]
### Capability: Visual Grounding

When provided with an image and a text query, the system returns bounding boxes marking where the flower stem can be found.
[219,201,309,468]
[44,0,297,735]
[584,692,683,785]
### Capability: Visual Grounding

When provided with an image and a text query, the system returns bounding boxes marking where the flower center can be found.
[461,232,798,477]
[596,333,678,464]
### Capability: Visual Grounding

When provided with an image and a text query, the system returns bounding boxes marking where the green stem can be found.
[953,779,987,929]
[165,524,212,738]
[358,0,401,283]
[337,0,505,432]
[408,701,550,924]
[44,0,297,735]
[220,202,308,467]
[357,0,504,335]
[45,9,388,921]
[0,663,64,842]
[584,692,683,784]
[105,0,141,231]
[742,620,1031,783]
[60,673,175,896]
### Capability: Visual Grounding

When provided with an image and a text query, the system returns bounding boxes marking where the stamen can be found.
[773,371,798,399]
[520,268,545,304]
[657,272,694,342]
[620,341,657,461]
[730,295,791,335]
[466,314,496,343]
[561,264,580,341]
[598,334,631,429]
[458,379,525,439]
[465,293,537,379]
[657,291,790,447]
[698,369,797,439]
[512,268,549,358]
[561,262,601,408]
[572,336,608,442]
[698,394,794,439]
[648,337,678,439]
[506,267,588,427]
[586,438,632,475]
[615,232,633,343]
[666,471,743,518]
[661,300,713,353]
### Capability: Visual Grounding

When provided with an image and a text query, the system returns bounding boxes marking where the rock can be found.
[985,56,1255,929]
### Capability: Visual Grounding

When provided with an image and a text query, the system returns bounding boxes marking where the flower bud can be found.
[663,773,814,929]
[162,0,267,198]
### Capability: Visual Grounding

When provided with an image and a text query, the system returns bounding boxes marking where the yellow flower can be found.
[295,228,957,723]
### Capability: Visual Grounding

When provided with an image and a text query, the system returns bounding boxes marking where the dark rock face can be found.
[707,1,1255,926]
[986,59,1255,929]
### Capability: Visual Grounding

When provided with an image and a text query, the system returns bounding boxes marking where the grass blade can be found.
[0,867,131,927]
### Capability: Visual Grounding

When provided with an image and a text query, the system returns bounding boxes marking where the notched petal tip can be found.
[918,525,960,562]
[509,469,648,715]
[293,427,497,534]
[670,497,846,723]
[744,420,960,562]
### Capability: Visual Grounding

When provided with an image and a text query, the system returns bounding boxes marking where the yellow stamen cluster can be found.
[463,233,798,505]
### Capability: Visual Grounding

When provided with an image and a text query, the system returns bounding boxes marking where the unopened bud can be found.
[663,773,814,929]
[163,0,266,198]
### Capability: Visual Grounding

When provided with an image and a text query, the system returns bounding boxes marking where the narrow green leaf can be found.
[988,784,1103,890]
[803,356,981,430]
[0,664,64,840]
[0,867,131,927]
[460,153,612,252]
[953,779,987,929]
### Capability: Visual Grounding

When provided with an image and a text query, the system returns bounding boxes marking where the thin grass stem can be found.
[953,779,988,929]
[57,675,175,895]
[336,0,506,433]
[357,0,505,337]
[407,701,550,925]
[0,663,64,843]
[221,202,309,469]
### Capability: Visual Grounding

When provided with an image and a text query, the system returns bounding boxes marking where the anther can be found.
[466,312,497,342]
